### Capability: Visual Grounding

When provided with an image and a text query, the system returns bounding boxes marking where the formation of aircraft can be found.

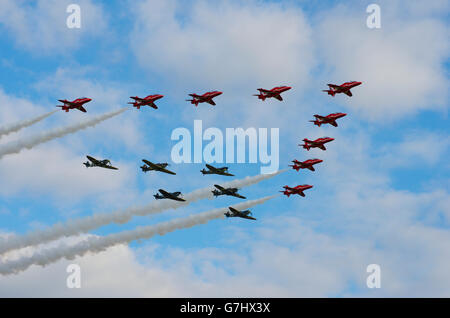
[154,189,186,202]
[57,97,92,113]
[186,91,223,106]
[141,159,176,175]
[309,113,347,127]
[281,185,313,197]
[83,155,118,170]
[201,164,234,176]
[290,159,323,172]
[300,137,335,151]
[253,86,291,101]
[212,184,246,199]
[57,82,359,115]
[224,207,256,220]
[322,81,362,97]
[289,81,360,199]
[128,94,164,109]
[64,81,361,220]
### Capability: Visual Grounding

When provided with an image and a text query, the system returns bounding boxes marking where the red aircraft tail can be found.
[253,94,266,101]
[301,144,310,151]
[57,105,69,112]
[186,99,199,106]
[322,89,336,97]
[128,102,140,109]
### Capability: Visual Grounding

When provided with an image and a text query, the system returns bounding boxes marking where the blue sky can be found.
[0,0,449,296]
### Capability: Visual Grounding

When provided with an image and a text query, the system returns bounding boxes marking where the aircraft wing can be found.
[232,193,246,199]
[78,106,87,113]
[214,184,225,191]
[328,84,340,89]
[159,167,176,175]
[206,164,234,176]
[144,160,176,175]
[330,121,338,127]
[206,164,219,172]
[344,90,352,97]
[86,155,99,164]
[307,166,315,171]
[318,144,326,150]
[229,207,240,214]
[158,189,171,197]
[274,95,283,101]
[258,88,271,93]
[142,159,155,167]
[207,100,216,106]
[101,164,118,170]
[241,214,256,220]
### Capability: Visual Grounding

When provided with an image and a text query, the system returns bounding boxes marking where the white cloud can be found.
[0,0,449,298]
[0,143,137,204]
[377,132,450,168]
[315,2,449,120]
[0,0,108,54]
[0,88,48,126]
[130,0,315,91]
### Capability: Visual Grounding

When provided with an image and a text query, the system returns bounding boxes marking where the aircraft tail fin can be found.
[57,105,69,112]
[128,102,140,109]
[186,99,199,106]
[322,89,336,96]
[253,94,266,101]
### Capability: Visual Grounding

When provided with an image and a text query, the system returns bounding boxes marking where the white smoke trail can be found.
[0,196,276,275]
[0,108,128,159]
[0,110,58,139]
[0,170,285,255]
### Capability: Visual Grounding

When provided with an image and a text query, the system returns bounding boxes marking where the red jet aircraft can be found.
[300,137,335,151]
[310,113,347,127]
[322,81,362,97]
[290,159,323,172]
[186,91,222,106]
[128,94,164,109]
[253,86,291,101]
[281,185,313,197]
[56,97,92,113]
